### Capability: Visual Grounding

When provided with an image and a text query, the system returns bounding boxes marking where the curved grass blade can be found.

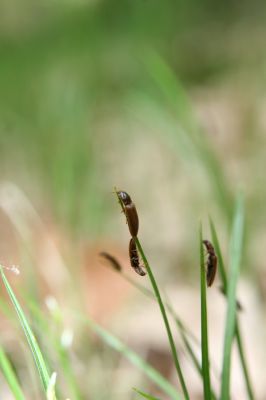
[0,267,51,394]
[135,237,190,400]
[0,346,26,400]
[86,317,181,400]
[199,224,211,400]
[133,387,162,400]
[209,218,255,400]
[220,195,245,400]
[144,52,232,221]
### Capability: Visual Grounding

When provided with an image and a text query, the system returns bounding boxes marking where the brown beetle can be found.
[100,252,122,272]
[203,240,218,287]
[117,191,139,237]
[129,238,146,276]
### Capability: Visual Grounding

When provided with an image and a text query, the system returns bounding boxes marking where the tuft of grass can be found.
[199,224,212,400]
[0,346,26,400]
[209,217,255,400]
[220,195,245,400]
[0,267,54,398]
[102,254,218,398]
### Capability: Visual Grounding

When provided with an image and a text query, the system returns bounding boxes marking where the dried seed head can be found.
[203,239,218,287]
[117,190,139,237]
[100,252,122,272]
[129,238,146,276]
[117,191,132,206]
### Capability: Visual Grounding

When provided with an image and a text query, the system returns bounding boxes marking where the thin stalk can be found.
[0,267,51,393]
[135,237,190,400]
[209,218,255,400]
[220,195,244,399]
[0,346,26,400]
[101,249,220,397]
[199,225,211,400]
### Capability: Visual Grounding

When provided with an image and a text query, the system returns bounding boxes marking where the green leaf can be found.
[199,224,212,400]
[0,346,26,400]
[220,195,244,400]
[0,267,51,394]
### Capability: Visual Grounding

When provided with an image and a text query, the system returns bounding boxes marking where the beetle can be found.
[117,190,139,237]
[129,238,146,276]
[202,239,218,287]
[100,252,122,272]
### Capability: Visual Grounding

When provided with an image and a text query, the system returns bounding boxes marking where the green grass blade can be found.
[220,195,245,400]
[26,297,82,400]
[114,189,189,399]
[135,237,190,400]
[133,387,162,400]
[46,372,57,400]
[209,218,255,400]
[0,346,26,400]
[107,262,217,398]
[0,268,51,393]
[199,224,212,400]
[145,53,232,221]
[235,328,254,400]
[86,318,181,400]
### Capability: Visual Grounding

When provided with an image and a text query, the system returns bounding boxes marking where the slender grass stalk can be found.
[0,346,26,400]
[133,387,162,400]
[220,196,245,400]
[103,260,218,397]
[85,317,181,400]
[199,224,212,400]
[0,267,53,397]
[175,316,217,400]
[135,237,190,400]
[46,372,57,400]
[114,188,189,398]
[209,218,255,400]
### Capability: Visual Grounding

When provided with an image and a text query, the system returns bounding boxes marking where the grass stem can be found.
[135,237,190,400]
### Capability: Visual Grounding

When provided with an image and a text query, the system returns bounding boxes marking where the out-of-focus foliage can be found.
[1,0,266,240]
[0,3,266,398]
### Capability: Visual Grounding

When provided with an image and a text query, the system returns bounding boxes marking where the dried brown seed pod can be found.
[202,240,218,287]
[117,190,139,237]
[129,238,146,276]
[99,252,122,272]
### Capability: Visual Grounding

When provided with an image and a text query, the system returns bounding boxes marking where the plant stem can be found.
[135,237,190,400]
[199,225,212,400]
[209,218,255,400]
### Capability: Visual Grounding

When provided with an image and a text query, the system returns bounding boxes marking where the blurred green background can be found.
[0,1,266,399]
